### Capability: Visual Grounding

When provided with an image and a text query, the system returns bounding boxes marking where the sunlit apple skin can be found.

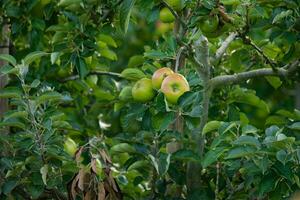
[159,7,175,23]
[132,78,155,102]
[152,67,174,90]
[161,73,190,104]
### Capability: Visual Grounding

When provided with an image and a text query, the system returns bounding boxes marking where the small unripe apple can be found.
[132,78,156,102]
[161,73,190,104]
[155,21,173,35]
[165,0,184,11]
[152,67,174,90]
[199,15,219,33]
[159,7,175,23]
[64,137,77,156]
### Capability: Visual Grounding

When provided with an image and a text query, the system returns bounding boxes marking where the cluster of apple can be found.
[131,67,190,105]
[156,0,184,35]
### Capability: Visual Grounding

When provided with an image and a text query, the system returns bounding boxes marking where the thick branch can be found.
[210,60,300,88]
[62,71,122,82]
[215,32,237,61]
[193,35,210,78]
[187,34,212,194]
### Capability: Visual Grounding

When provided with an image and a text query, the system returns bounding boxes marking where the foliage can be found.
[0,0,300,199]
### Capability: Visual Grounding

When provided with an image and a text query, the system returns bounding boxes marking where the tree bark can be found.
[0,24,9,134]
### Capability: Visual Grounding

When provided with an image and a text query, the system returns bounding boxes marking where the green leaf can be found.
[149,154,159,174]
[110,143,136,154]
[0,64,19,75]
[40,164,48,185]
[173,150,200,162]
[288,122,300,131]
[99,48,117,61]
[94,88,115,101]
[265,76,282,89]
[258,174,276,197]
[30,79,41,88]
[2,180,18,195]
[0,54,17,66]
[276,150,288,165]
[3,111,28,121]
[144,50,173,60]
[120,0,136,33]
[203,121,222,135]
[46,24,73,32]
[50,52,61,64]
[76,57,89,78]
[158,153,171,176]
[242,125,258,134]
[159,112,175,131]
[128,55,144,68]
[23,51,48,66]
[265,125,280,136]
[0,87,22,98]
[272,10,293,24]
[254,156,269,174]
[232,135,261,149]
[265,115,287,126]
[225,146,256,159]
[0,121,25,129]
[202,147,226,168]
[36,91,63,105]
[97,34,117,48]
[229,87,269,113]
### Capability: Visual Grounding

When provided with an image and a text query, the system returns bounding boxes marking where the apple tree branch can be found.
[210,60,300,88]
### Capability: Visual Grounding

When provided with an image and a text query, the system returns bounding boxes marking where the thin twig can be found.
[61,70,122,82]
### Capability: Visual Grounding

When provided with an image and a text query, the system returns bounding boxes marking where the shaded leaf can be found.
[120,0,136,33]
[202,147,226,168]
[23,51,48,66]
[225,146,256,159]
[0,54,17,66]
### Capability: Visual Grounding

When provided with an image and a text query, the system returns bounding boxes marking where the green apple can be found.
[199,15,219,33]
[132,78,155,102]
[155,21,174,35]
[161,73,190,104]
[64,137,77,156]
[165,0,184,11]
[152,67,174,90]
[159,7,175,23]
